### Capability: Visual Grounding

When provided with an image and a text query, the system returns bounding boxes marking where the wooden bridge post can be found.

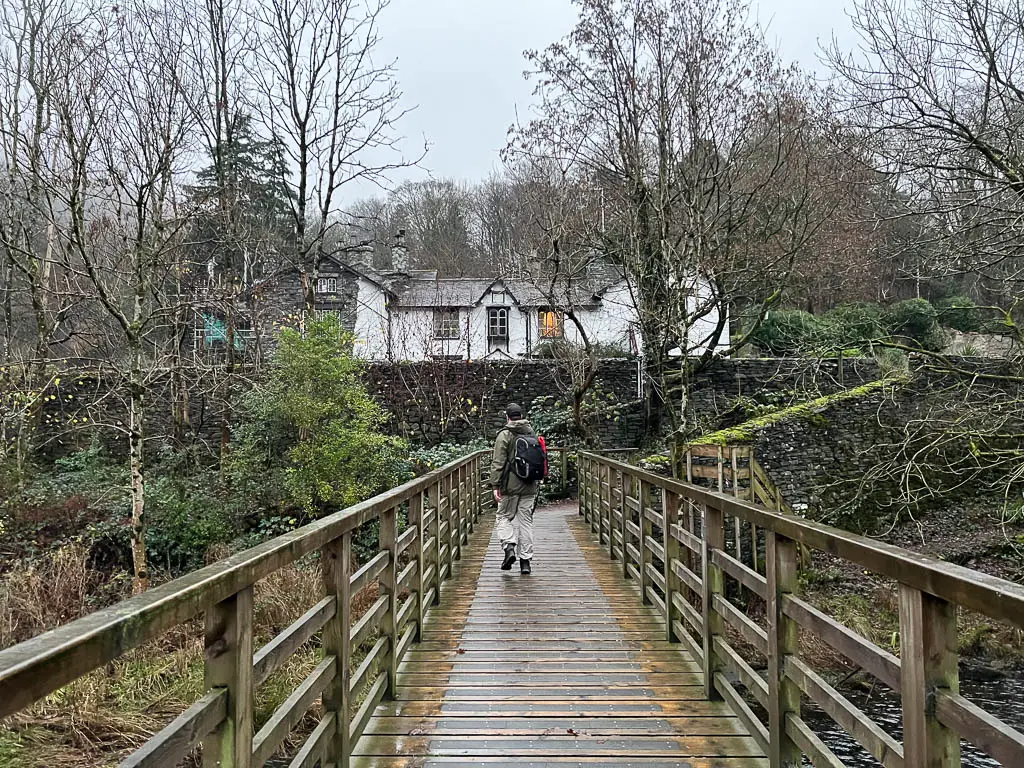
[589,460,598,531]
[380,506,399,698]
[447,472,460,562]
[202,587,254,768]
[430,482,442,604]
[595,462,606,537]
[476,455,484,519]
[441,478,454,582]
[730,447,743,565]
[464,462,473,534]
[767,531,801,767]
[411,490,425,642]
[899,585,961,768]
[701,502,724,701]
[473,459,480,523]
[580,456,590,521]
[464,464,474,535]
[610,466,618,561]
[603,465,614,547]
[621,472,633,579]
[322,533,352,768]
[454,466,465,554]
[638,479,652,605]
[468,462,475,536]
[663,489,681,644]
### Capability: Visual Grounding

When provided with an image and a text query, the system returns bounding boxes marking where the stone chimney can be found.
[391,229,409,273]
[349,240,374,271]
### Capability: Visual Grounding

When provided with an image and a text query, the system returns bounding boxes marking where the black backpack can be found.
[504,433,547,483]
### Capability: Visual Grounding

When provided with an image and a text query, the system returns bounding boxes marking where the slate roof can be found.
[389,275,624,309]
[317,252,629,310]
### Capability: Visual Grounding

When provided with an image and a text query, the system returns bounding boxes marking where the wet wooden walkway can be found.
[353,502,767,767]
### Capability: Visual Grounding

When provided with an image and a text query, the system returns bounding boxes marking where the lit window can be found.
[539,309,564,338]
[488,307,508,340]
[433,308,460,339]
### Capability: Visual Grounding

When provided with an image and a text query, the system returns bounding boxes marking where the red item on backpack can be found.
[537,435,549,479]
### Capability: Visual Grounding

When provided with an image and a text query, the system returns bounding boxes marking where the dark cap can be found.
[505,402,524,419]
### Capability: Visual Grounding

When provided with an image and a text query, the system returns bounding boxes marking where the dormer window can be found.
[488,307,509,340]
[317,277,338,294]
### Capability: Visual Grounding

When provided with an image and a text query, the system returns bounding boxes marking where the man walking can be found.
[489,403,544,575]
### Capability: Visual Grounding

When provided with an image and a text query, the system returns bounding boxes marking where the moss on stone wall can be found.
[690,377,900,446]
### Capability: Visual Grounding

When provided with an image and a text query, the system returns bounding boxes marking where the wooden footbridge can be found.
[2,449,1024,767]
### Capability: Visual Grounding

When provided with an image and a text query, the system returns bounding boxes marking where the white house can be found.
[305,255,729,362]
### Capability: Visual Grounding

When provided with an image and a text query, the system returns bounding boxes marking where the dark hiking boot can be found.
[520,559,532,575]
[501,544,517,571]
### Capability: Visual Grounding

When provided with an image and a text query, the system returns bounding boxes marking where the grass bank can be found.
[0,545,384,767]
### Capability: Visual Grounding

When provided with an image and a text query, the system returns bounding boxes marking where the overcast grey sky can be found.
[359,0,859,200]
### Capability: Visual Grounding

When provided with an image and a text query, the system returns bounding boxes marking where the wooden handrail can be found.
[578,451,1024,768]
[583,452,1024,626]
[0,449,490,768]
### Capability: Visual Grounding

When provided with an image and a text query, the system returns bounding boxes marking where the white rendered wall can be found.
[349,276,730,361]
[352,279,390,360]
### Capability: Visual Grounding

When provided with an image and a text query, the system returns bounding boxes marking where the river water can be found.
[804,673,1024,766]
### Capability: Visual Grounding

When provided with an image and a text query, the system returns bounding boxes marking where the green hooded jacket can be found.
[489,419,541,496]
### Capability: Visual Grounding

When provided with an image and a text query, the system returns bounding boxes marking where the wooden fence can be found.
[579,451,1024,767]
[0,450,489,768]
[673,443,792,573]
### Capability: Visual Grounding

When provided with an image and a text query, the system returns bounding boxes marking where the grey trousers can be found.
[496,494,536,561]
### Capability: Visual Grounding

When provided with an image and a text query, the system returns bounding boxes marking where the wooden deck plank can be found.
[352,759,768,767]
[357,503,768,765]
[364,716,750,735]
[396,661,702,673]
[352,734,766,756]
[372,700,740,717]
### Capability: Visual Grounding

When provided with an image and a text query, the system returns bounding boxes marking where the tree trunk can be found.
[128,341,149,594]
[219,311,235,483]
[1,252,12,362]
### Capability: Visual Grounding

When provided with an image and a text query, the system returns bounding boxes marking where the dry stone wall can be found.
[362,359,645,446]
[31,356,889,455]
[734,358,1020,527]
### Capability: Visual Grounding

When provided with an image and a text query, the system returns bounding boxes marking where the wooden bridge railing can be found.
[0,449,489,768]
[580,451,1024,767]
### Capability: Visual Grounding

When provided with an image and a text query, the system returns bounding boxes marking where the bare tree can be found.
[46,0,197,592]
[252,0,421,309]
[827,0,1024,513]
[509,0,835,435]
[390,179,486,275]
[501,160,610,437]
[0,0,92,470]
[831,0,1024,297]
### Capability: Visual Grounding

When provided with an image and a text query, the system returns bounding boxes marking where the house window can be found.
[315,309,341,323]
[317,277,338,294]
[539,309,564,339]
[488,307,509,340]
[433,308,460,339]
